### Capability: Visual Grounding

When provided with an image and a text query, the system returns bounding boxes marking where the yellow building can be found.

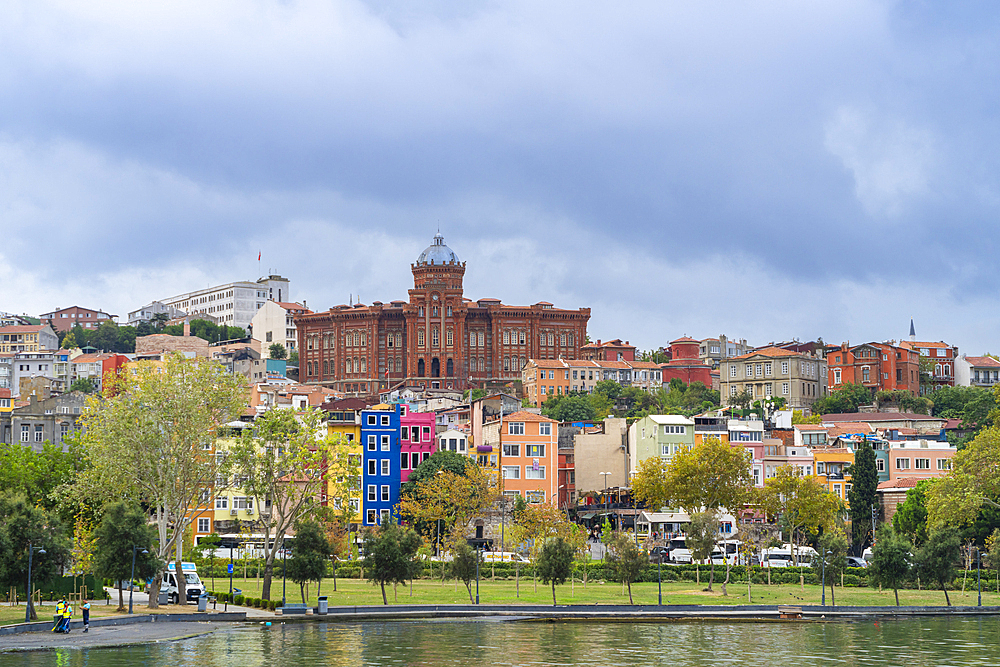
[323,398,365,523]
[812,447,855,506]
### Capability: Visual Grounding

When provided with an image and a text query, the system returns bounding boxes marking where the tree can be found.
[70,377,98,394]
[847,444,879,555]
[219,408,355,601]
[593,379,622,400]
[985,528,1000,592]
[92,320,120,353]
[792,410,822,424]
[286,520,332,603]
[268,343,287,360]
[759,466,843,567]
[69,513,98,589]
[398,464,497,547]
[288,350,299,366]
[79,354,247,608]
[0,493,71,620]
[868,527,912,606]
[0,440,87,515]
[61,331,78,349]
[588,392,614,420]
[542,394,595,422]
[403,451,479,492]
[605,531,646,604]
[93,501,159,610]
[812,383,873,415]
[660,437,753,593]
[450,542,481,602]
[631,457,671,511]
[927,427,1000,528]
[892,479,934,546]
[70,323,89,349]
[914,527,961,606]
[363,523,421,605]
[686,511,718,587]
[810,531,848,605]
[535,537,574,605]
[729,389,753,414]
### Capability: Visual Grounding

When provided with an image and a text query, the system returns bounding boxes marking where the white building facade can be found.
[159,275,291,333]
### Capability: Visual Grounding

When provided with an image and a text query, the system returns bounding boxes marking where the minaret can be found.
[909,319,916,342]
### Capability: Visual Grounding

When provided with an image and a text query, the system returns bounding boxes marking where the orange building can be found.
[486,411,559,505]
[827,341,920,396]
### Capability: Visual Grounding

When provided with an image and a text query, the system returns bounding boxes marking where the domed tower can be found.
[407,233,467,385]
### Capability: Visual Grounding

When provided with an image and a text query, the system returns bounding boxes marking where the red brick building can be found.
[40,306,117,333]
[580,338,635,362]
[826,341,920,396]
[902,340,959,391]
[660,336,713,387]
[295,234,591,395]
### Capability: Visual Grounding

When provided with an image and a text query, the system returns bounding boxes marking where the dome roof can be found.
[416,232,460,265]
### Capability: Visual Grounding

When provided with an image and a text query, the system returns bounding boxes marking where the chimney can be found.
[183,320,191,337]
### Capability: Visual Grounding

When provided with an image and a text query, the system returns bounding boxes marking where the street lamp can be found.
[657,550,663,606]
[281,537,287,607]
[977,546,982,607]
[599,471,611,525]
[25,543,46,623]
[475,545,481,605]
[820,550,832,606]
[128,546,149,614]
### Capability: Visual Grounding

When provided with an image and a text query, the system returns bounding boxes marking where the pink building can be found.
[400,405,436,483]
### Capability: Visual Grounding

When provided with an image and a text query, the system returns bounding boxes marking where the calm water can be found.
[7,617,1000,666]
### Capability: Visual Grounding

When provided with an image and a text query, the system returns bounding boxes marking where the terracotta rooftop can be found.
[909,341,953,349]
[731,346,799,360]
[0,325,48,333]
[504,410,556,423]
[878,477,923,490]
[966,356,1000,368]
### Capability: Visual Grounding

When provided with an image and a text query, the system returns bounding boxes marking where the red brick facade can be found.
[660,337,713,386]
[295,234,590,395]
[826,341,920,396]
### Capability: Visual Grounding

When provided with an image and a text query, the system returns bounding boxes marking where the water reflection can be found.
[4,617,1000,667]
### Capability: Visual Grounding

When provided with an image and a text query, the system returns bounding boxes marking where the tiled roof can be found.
[966,356,1000,368]
[528,359,569,369]
[670,336,699,344]
[822,412,939,422]
[0,388,10,398]
[0,325,48,333]
[794,424,828,431]
[276,302,312,313]
[731,346,798,360]
[878,477,923,490]
[827,423,875,437]
[909,341,952,349]
[504,410,556,423]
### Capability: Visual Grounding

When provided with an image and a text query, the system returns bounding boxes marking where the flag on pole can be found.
[258,252,261,261]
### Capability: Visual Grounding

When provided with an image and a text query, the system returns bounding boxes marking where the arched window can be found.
[418,358,425,376]
[478,332,484,346]
[503,330,510,345]
[548,333,554,346]
[447,358,454,376]
[431,357,441,377]
[504,356,510,371]
[361,358,367,373]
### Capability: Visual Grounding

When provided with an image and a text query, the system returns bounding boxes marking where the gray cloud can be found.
[1,1,999,353]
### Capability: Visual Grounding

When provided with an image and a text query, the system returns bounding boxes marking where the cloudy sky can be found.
[2,1,999,353]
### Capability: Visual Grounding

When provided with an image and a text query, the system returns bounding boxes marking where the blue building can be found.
[361,404,403,526]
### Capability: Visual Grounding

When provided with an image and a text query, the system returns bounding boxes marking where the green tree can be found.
[535,536,575,605]
[0,441,87,514]
[93,501,159,610]
[92,320,120,352]
[80,354,247,608]
[812,383,873,415]
[759,466,843,566]
[605,531,646,604]
[70,377,98,394]
[116,325,137,353]
[0,493,70,620]
[588,392,614,420]
[403,451,478,492]
[729,389,752,414]
[927,427,1000,528]
[892,479,934,546]
[449,542,481,603]
[268,343,287,359]
[868,527,912,606]
[542,394,595,422]
[363,523,422,605]
[686,511,718,587]
[631,456,671,511]
[286,520,332,602]
[810,531,848,605]
[70,323,90,349]
[847,444,879,555]
[463,388,487,402]
[288,350,299,366]
[398,463,497,545]
[593,379,622,400]
[792,410,822,424]
[914,527,961,606]
[61,331,78,349]
[220,408,355,601]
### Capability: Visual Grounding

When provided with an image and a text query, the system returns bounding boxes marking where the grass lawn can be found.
[209,572,1000,609]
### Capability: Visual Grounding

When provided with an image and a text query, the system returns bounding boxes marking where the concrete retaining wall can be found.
[0,612,246,636]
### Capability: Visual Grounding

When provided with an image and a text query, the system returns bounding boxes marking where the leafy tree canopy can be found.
[363,523,422,604]
[812,383,873,415]
[286,519,332,602]
[867,527,912,606]
[0,492,71,618]
[268,343,287,359]
[892,479,934,546]
[93,501,159,610]
[535,536,575,605]
[915,528,961,606]
[70,377,98,394]
[927,427,1000,528]
[541,393,596,422]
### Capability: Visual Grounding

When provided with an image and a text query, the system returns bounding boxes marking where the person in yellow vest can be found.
[60,600,73,634]
[52,599,66,632]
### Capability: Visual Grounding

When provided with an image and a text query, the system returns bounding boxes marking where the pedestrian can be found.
[61,599,73,633]
[82,599,91,633]
[53,599,66,632]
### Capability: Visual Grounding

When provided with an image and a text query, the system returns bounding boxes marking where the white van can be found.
[760,545,817,568]
[161,562,205,604]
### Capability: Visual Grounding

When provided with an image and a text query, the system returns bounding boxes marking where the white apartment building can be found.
[159,275,291,333]
[250,300,310,357]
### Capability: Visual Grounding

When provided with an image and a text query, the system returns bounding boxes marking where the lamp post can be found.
[475,545,481,605]
[657,552,663,606]
[821,550,831,606]
[282,537,287,607]
[25,543,46,623]
[599,471,611,523]
[128,546,149,614]
[229,544,234,611]
[977,546,982,607]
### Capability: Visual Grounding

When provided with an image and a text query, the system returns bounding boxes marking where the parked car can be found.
[648,546,671,563]
[846,556,867,568]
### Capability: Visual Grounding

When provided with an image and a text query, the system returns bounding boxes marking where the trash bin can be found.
[317,596,328,615]
[158,592,169,605]
[197,594,208,612]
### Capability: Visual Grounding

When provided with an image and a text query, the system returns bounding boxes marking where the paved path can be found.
[0,621,238,652]
[104,587,274,618]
